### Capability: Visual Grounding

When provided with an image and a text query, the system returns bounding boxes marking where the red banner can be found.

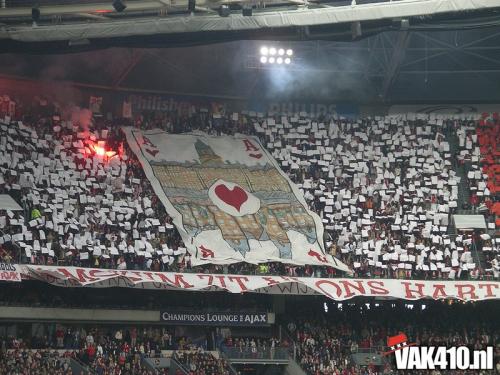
[19,265,499,301]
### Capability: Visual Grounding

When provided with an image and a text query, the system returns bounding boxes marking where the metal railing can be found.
[470,240,484,273]
[171,352,190,375]
[218,349,240,375]
[220,345,290,361]
[70,356,95,375]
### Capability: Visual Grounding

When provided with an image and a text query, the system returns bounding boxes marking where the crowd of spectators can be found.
[1,324,188,375]
[0,300,498,375]
[176,350,232,375]
[0,349,73,375]
[454,113,500,280]
[0,94,497,280]
[455,113,500,217]
[221,336,288,359]
[257,114,492,279]
[0,321,232,374]
[288,302,499,375]
[3,325,177,352]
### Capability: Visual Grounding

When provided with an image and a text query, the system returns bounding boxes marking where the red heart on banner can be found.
[214,184,248,212]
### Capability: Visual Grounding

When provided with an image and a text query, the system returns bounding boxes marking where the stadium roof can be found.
[0,0,500,103]
[1,0,499,49]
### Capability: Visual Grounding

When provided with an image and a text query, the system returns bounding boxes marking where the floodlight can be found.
[260,56,267,64]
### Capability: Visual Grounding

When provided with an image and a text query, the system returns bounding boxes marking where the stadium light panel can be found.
[259,45,293,66]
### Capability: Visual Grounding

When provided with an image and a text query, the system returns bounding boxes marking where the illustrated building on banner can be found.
[124,128,348,270]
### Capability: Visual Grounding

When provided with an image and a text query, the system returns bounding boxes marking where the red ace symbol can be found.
[243,139,263,159]
[143,136,159,157]
[199,245,215,258]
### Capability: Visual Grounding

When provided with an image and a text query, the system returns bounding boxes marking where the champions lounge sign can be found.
[161,311,269,326]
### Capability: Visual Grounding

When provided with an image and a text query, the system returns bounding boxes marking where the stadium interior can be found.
[0,0,499,374]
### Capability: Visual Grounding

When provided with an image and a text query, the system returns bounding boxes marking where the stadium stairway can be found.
[284,358,308,375]
[351,348,384,367]
[70,356,94,375]
[447,128,471,212]
[170,353,190,375]
[447,130,485,272]
[473,240,487,274]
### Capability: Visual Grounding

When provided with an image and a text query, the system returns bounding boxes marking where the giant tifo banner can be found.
[19,265,500,301]
[123,128,347,270]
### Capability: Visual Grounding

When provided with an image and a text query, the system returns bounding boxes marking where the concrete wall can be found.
[0,306,160,322]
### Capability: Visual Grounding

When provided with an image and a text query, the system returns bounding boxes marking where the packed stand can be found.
[0,349,73,375]
[476,114,499,280]
[0,94,497,279]
[455,113,500,279]
[288,302,500,375]
[1,324,182,375]
[176,350,231,375]
[256,113,482,279]
[0,99,190,272]
[221,336,288,359]
[456,113,500,218]
[76,326,172,374]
